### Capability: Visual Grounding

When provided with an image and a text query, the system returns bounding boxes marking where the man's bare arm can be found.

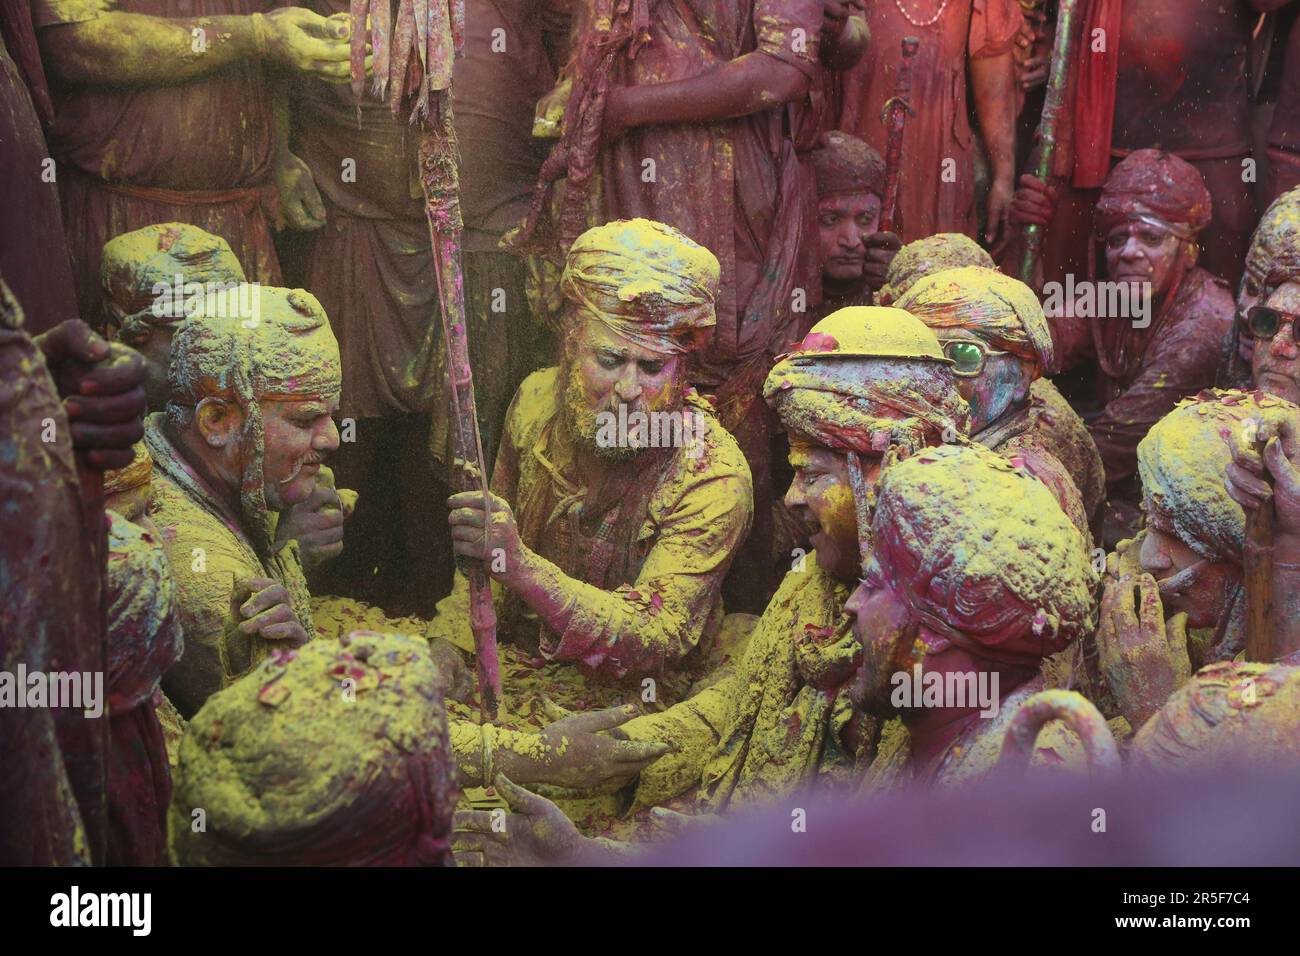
[40,8,351,87]
[604,51,810,140]
[971,51,1017,245]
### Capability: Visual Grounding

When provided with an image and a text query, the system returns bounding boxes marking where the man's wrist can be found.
[251,12,271,59]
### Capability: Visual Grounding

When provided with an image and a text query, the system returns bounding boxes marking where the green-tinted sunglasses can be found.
[1247,305,1300,344]
[939,338,1007,377]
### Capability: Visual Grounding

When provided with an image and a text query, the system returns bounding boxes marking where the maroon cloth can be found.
[37,0,283,320]
[0,30,77,335]
[0,284,106,865]
[105,701,170,866]
[594,0,825,397]
[1268,12,1300,162]
[1111,0,1255,161]
[453,0,562,253]
[835,0,1023,241]
[1055,266,1235,493]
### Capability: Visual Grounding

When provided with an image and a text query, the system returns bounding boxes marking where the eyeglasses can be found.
[1247,306,1300,345]
[939,338,1007,377]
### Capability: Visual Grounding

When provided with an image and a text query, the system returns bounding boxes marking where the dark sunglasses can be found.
[1247,306,1300,344]
[939,338,1007,377]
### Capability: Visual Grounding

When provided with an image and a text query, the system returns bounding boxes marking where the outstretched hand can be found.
[451,774,590,867]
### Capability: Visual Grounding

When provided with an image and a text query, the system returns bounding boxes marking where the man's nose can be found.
[839,224,864,250]
[614,366,642,403]
[1139,534,1173,573]
[784,479,806,510]
[317,418,341,453]
[1269,323,1299,358]
[1120,238,1144,260]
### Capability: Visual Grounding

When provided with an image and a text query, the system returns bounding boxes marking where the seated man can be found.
[851,443,1098,790]
[1096,390,1298,733]
[615,307,970,812]
[169,632,458,866]
[810,131,893,319]
[101,226,347,583]
[1219,187,1300,390]
[102,222,246,410]
[146,285,338,717]
[1013,149,1235,517]
[896,265,1099,536]
[428,219,753,705]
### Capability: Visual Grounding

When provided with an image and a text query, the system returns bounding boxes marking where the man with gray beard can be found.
[427,219,753,705]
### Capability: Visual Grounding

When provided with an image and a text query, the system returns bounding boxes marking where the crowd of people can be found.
[4,0,1300,867]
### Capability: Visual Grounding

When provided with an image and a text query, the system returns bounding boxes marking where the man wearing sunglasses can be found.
[895,265,1102,538]
[1249,295,1300,406]
[1219,187,1300,390]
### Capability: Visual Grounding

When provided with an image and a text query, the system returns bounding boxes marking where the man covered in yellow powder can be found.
[145,285,340,717]
[101,224,349,584]
[895,265,1101,538]
[1095,390,1299,736]
[101,223,247,411]
[851,444,1100,791]
[427,219,753,705]
[613,307,970,813]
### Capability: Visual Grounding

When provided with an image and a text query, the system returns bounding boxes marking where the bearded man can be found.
[612,307,970,813]
[427,219,752,703]
[810,131,894,319]
[851,443,1098,790]
[1019,149,1235,514]
[896,265,1103,534]
[145,285,340,717]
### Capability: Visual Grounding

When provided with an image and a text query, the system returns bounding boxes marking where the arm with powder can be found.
[37,1,351,87]
[599,0,822,142]
[449,448,753,680]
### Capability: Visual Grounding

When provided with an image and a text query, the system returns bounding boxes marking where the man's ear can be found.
[195,397,244,448]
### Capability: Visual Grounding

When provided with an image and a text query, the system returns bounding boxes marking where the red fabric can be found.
[1071,0,1121,188]
[105,702,170,866]
[836,0,1023,241]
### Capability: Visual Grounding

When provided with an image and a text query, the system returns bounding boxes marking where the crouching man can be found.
[145,285,340,716]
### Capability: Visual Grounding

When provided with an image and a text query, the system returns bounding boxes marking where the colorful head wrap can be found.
[878,233,995,304]
[872,444,1096,668]
[1094,149,1213,241]
[167,286,341,532]
[764,307,969,457]
[559,218,719,355]
[101,223,246,345]
[168,632,456,867]
[812,131,886,199]
[106,512,183,713]
[895,265,1055,374]
[1138,389,1299,563]
[1244,186,1300,292]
